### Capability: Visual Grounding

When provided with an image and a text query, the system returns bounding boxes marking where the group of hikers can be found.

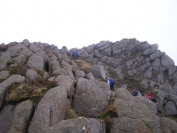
[132,90,158,104]
[71,51,80,59]
[107,78,158,104]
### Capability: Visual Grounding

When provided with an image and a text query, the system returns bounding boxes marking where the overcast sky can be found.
[0,0,177,64]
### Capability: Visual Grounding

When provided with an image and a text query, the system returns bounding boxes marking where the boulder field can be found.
[0,39,177,133]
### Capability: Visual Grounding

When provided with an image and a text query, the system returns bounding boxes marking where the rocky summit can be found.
[0,38,177,133]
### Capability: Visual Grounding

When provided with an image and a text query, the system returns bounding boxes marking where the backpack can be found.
[109,78,114,84]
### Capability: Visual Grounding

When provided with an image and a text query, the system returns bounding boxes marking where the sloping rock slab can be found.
[90,65,106,80]
[50,117,105,133]
[28,86,67,133]
[73,78,111,117]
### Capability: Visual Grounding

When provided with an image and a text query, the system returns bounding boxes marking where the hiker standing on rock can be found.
[107,78,115,91]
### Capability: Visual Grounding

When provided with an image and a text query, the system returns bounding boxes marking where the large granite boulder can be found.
[8,100,33,133]
[73,78,112,117]
[160,117,177,133]
[6,44,24,57]
[47,117,105,133]
[25,69,40,81]
[0,70,9,80]
[0,75,25,108]
[28,86,67,133]
[75,70,85,78]
[110,117,150,133]
[161,55,174,69]
[55,75,75,98]
[0,100,33,133]
[112,88,161,133]
[27,54,44,71]
[86,72,95,80]
[90,65,106,80]
[11,55,27,64]
[22,39,30,46]
[0,52,11,70]
[159,83,174,98]
[164,101,177,116]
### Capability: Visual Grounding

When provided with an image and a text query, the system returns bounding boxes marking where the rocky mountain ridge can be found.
[0,39,177,133]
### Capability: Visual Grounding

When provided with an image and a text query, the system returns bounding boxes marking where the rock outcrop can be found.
[0,38,177,133]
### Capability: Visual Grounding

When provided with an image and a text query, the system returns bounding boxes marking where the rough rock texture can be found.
[0,75,25,108]
[47,117,105,133]
[8,100,33,133]
[86,72,95,80]
[28,86,67,133]
[55,75,75,98]
[0,100,33,133]
[0,70,9,80]
[75,70,86,78]
[27,54,44,71]
[25,69,40,81]
[160,117,177,133]
[113,88,161,133]
[73,78,111,117]
[90,65,106,80]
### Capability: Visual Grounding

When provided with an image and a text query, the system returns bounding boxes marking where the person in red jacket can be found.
[146,94,158,104]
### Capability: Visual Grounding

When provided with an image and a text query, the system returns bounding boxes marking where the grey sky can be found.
[0,0,177,64]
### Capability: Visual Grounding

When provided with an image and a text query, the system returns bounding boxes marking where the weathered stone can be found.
[110,118,150,133]
[101,56,108,63]
[55,75,74,98]
[86,72,95,80]
[48,76,55,82]
[17,49,33,57]
[159,83,174,98]
[168,65,177,76]
[25,69,40,81]
[157,73,163,83]
[172,72,177,83]
[75,70,85,77]
[161,55,174,69]
[85,44,95,53]
[90,65,106,80]
[0,52,11,66]
[144,67,152,79]
[29,43,40,53]
[8,100,33,133]
[49,61,67,76]
[6,44,24,57]
[140,62,150,72]
[43,72,49,80]
[141,42,150,51]
[113,88,161,133]
[28,86,67,133]
[61,61,75,79]
[48,117,105,133]
[140,80,149,89]
[149,80,156,89]
[0,105,15,133]
[73,78,111,117]
[113,49,121,55]
[150,50,162,60]
[160,117,177,133]
[12,55,27,64]
[22,39,30,46]
[143,44,158,55]
[0,70,9,80]
[27,54,44,71]
[60,46,68,54]
[95,41,109,49]
[164,101,177,116]
[151,58,160,72]
[0,75,25,108]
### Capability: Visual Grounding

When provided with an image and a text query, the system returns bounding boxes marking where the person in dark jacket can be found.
[132,90,142,96]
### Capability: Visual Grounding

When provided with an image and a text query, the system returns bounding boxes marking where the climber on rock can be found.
[107,78,115,91]
[146,93,158,104]
[132,90,142,96]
